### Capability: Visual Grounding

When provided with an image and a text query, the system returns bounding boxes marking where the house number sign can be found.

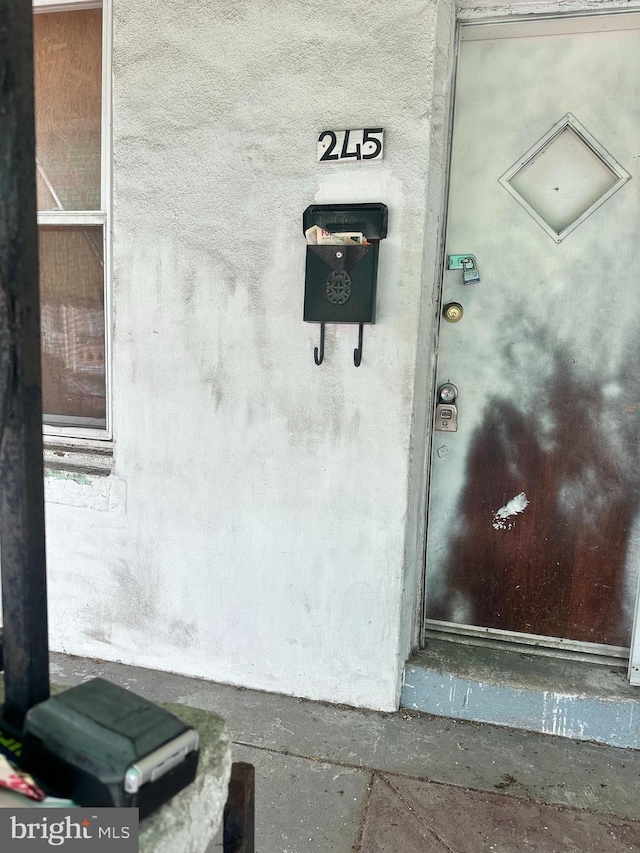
[317,128,384,163]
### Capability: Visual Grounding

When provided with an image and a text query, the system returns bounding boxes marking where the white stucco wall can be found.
[43,0,454,711]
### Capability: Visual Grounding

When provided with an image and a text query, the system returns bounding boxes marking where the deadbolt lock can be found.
[443,302,463,323]
[438,383,458,404]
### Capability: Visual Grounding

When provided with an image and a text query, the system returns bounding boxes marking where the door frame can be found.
[418,5,640,684]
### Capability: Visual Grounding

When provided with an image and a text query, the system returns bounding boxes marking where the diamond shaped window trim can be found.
[499,114,631,243]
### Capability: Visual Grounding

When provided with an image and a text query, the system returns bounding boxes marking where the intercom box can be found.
[303,203,388,324]
[22,677,199,818]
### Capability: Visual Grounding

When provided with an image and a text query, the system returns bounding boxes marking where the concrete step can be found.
[401,639,640,749]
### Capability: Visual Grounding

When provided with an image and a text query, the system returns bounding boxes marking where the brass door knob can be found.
[443,302,463,323]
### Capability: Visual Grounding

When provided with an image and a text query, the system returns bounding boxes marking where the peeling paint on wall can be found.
[44,473,126,513]
[45,468,92,486]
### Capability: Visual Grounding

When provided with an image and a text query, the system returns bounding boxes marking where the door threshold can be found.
[401,637,639,749]
[424,622,629,667]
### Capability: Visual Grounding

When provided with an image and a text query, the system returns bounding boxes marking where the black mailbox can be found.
[303,203,388,366]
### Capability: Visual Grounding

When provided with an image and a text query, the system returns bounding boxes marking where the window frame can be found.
[34,0,112,443]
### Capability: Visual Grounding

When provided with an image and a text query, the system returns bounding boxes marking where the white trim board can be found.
[461,9,640,38]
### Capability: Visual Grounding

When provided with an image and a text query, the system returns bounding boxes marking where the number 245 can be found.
[318,129,383,162]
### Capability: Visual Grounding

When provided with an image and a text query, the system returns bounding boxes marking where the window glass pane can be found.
[39,226,106,427]
[34,9,102,211]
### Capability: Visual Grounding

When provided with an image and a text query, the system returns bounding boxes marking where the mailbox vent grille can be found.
[326,270,352,305]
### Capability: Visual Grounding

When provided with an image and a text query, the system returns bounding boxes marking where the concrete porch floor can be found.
[50,653,640,852]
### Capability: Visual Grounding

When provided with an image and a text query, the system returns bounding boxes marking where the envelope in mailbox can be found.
[303,243,379,324]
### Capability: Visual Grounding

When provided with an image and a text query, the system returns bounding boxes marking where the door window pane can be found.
[39,226,106,427]
[34,9,102,211]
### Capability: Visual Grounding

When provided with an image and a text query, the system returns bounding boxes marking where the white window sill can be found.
[43,436,113,476]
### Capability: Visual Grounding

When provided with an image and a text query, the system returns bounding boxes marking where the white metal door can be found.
[424,14,640,681]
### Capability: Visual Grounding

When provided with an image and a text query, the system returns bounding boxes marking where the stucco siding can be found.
[43,0,453,710]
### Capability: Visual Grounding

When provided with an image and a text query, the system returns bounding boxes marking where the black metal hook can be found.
[314,323,325,365]
[353,323,364,367]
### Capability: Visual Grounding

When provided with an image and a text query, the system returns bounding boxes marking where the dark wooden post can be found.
[223,762,255,853]
[0,0,50,729]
